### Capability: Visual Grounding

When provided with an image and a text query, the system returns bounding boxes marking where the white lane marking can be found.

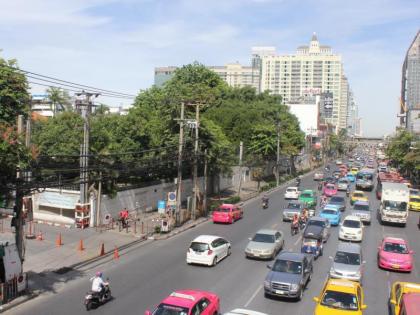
[244,285,263,308]
[293,235,302,247]
[271,223,277,229]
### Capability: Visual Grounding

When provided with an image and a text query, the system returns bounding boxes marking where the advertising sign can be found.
[321,92,333,119]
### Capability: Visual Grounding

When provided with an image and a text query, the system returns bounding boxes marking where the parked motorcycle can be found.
[85,283,112,311]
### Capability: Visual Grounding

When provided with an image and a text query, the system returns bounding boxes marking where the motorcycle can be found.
[299,217,307,230]
[85,283,111,311]
[291,221,299,236]
[346,188,350,197]
[262,198,269,209]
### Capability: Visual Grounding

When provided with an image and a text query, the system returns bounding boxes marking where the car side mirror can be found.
[305,268,310,273]
[145,311,152,315]
[248,237,252,241]
[328,256,333,260]
[267,264,272,269]
[377,246,381,251]
[409,250,415,254]
[313,297,320,303]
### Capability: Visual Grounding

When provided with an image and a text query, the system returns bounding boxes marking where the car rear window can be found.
[287,188,296,192]
[322,210,337,215]
[330,196,344,203]
[353,204,369,211]
[216,207,231,212]
[190,242,209,252]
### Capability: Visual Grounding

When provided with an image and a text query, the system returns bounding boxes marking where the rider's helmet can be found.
[96,271,103,277]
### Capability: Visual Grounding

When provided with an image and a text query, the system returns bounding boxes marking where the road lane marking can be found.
[271,223,277,229]
[244,285,262,308]
[293,235,302,247]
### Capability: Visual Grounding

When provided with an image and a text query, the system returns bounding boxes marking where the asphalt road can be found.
[12,168,420,315]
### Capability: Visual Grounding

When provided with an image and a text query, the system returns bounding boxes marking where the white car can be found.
[224,309,269,315]
[186,235,231,266]
[339,216,363,242]
[284,187,300,199]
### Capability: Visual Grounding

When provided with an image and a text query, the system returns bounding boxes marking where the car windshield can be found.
[321,291,358,310]
[216,207,231,213]
[357,173,373,180]
[322,210,337,215]
[334,251,361,265]
[154,303,189,315]
[343,220,361,228]
[252,233,275,243]
[326,185,335,189]
[189,242,209,252]
[383,242,408,254]
[384,201,407,211]
[308,220,325,227]
[287,203,300,209]
[338,179,348,184]
[300,193,312,198]
[330,197,344,203]
[353,193,364,198]
[353,204,369,211]
[410,197,420,202]
[272,259,302,274]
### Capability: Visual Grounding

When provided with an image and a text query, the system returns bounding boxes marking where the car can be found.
[351,201,371,224]
[409,191,420,211]
[346,172,356,183]
[339,216,363,242]
[377,237,414,272]
[329,196,346,212]
[320,205,341,226]
[366,162,375,169]
[245,229,284,260]
[313,279,367,314]
[324,176,337,184]
[306,217,331,242]
[223,309,269,315]
[299,189,317,209]
[323,183,338,197]
[284,187,300,200]
[314,171,325,181]
[329,242,364,283]
[336,159,343,165]
[186,235,231,266]
[332,170,342,179]
[389,282,420,315]
[337,178,350,191]
[350,167,359,175]
[350,191,368,205]
[145,289,220,315]
[212,204,243,224]
[264,252,313,300]
[282,201,304,221]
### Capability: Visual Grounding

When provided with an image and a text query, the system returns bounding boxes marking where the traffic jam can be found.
[145,147,420,315]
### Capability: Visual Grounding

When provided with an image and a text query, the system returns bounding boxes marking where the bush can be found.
[154,225,161,234]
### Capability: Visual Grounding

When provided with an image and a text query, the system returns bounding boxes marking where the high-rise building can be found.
[401,30,420,134]
[259,33,346,129]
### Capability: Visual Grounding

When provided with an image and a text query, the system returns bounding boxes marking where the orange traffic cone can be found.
[56,233,63,246]
[77,239,85,251]
[99,242,105,256]
[113,246,119,259]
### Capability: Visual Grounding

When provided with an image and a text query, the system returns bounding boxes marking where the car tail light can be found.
[207,250,213,255]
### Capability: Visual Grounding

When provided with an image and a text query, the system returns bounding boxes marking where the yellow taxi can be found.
[389,282,420,315]
[350,191,368,205]
[350,167,359,175]
[409,189,420,211]
[313,279,367,315]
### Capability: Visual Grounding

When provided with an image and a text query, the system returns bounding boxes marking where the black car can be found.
[328,195,346,212]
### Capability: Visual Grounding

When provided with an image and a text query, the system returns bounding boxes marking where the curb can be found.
[0,291,39,313]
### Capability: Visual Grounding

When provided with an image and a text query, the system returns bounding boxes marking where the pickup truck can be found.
[264,251,313,300]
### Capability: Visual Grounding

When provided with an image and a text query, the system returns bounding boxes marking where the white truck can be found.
[379,182,410,226]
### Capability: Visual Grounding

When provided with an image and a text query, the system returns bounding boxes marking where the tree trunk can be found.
[290,155,297,175]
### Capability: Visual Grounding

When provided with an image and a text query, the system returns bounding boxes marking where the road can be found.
[12,169,420,315]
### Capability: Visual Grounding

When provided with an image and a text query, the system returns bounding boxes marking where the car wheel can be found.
[297,289,303,301]
[227,247,232,256]
[212,257,217,266]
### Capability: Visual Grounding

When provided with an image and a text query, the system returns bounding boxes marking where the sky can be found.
[0,0,419,137]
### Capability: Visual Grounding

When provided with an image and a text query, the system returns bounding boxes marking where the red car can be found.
[323,183,338,197]
[145,290,220,315]
[377,237,414,272]
[212,204,243,224]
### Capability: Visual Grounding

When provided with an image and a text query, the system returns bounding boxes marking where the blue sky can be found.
[0,0,419,137]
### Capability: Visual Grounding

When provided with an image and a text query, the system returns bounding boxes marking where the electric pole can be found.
[14,115,25,262]
[237,141,244,198]
[190,103,201,221]
[175,102,185,226]
[276,120,280,186]
[203,148,208,217]
[76,91,99,204]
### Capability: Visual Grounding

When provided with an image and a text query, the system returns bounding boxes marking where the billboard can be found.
[320,92,333,119]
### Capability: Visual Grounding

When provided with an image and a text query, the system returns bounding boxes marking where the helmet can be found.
[96,271,103,277]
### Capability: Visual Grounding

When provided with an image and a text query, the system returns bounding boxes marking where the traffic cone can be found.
[56,233,63,246]
[77,239,84,251]
[113,246,119,259]
[99,242,105,256]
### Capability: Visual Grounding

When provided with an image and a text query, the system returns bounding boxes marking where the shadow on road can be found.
[27,267,85,295]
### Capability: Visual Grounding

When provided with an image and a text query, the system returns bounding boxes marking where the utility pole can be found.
[203,148,208,217]
[276,120,280,186]
[237,141,244,198]
[175,102,185,226]
[76,91,99,204]
[96,171,102,227]
[14,115,25,262]
[190,103,201,221]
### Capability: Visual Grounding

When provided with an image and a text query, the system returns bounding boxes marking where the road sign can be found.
[167,192,177,206]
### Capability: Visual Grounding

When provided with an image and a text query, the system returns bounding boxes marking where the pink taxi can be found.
[212,203,243,224]
[323,183,338,197]
[377,237,414,272]
[145,289,220,315]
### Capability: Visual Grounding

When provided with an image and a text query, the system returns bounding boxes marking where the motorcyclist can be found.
[262,195,269,207]
[291,214,299,234]
[320,195,327,208]
[91,271,109,302]
[346,185,351,197]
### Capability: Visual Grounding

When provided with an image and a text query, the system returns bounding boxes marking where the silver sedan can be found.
[245,229,284,260]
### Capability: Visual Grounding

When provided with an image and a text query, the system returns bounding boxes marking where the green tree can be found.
[46,87,72,114]
[386,130,415,175]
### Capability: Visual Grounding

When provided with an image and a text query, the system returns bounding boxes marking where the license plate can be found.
[275,290,285,295]
[392,264,400,269]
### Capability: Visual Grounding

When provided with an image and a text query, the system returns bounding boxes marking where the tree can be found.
[46,87,72,114]
[386,130,416,176]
